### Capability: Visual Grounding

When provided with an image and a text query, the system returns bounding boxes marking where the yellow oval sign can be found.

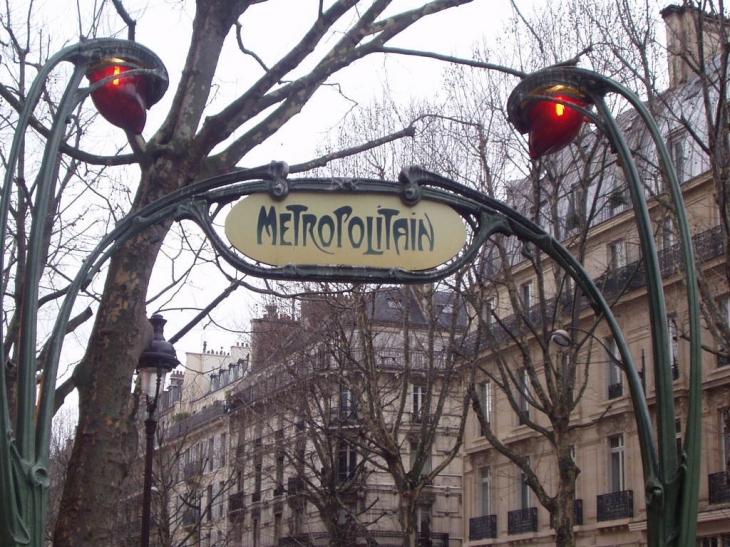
[224,193,466,270]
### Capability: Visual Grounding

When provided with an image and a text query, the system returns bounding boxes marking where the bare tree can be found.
[1,1,489,545]
[227,285,476,547]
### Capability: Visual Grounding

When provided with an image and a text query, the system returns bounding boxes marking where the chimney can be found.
[661,4,727,88]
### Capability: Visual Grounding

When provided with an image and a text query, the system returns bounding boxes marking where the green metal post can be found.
[507,67,703,547]
[0,39,167,547]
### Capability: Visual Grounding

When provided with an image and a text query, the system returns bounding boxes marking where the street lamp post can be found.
[137,314,179,547]
[0,39,168,547]
[507,67,703,547]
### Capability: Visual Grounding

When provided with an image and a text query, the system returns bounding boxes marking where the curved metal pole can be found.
[0,39,168,547]
[507,66,703,547]
[597,78,704,547]
[0,42,93,547]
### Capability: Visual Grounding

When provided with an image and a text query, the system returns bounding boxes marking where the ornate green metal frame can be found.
[0,44,700,547]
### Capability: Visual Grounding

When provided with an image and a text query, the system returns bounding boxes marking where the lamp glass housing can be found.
[139,366,168,401]
[86,59,149,134]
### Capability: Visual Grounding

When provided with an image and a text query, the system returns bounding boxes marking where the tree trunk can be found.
[399,492,418,547]
[53,223,168,546]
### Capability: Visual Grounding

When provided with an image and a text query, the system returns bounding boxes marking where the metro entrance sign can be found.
[225,192,467,269]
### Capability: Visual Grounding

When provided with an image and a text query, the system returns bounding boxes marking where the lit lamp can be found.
[515,84,590,159]
[137,314,179,547]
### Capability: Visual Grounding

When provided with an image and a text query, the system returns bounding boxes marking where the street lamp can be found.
[137,314,179,547]
[507,67,703,547]
[0,39,167,547]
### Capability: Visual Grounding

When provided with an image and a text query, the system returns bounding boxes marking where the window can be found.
[477,381,491,434]
[482,298,495,326]
[412,384,428,423]
[669,317,680,380]
[520,281,533,310]
[416,505,432,536]
[215,481,225,519]
[206,484,213,521]
[338,441,357,484]
[517,369,530,425]
[253,438,262,502]
[660,218,677,251]
[565,183,583,232]
[275,450,285,495]
[207,437,215,472]
[608,434,625,493]
[669,130,686,182]
[719,298,730,367]
[340,385,357,420]
[606,337,622,399]
[252,517,260,547]
[699,535,730,547]
[212,433,226,469]
[722,410,730,472]
[518,458,531,509]
[607,183,628,216]
[479,467,492,516]
[274,513,282,543]
[607,239,626,273]
[410,440,432,478]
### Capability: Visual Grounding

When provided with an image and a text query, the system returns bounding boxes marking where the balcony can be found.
[183,460,202,480]
[182,507,200,527]
[709,472,730,504]
[420,532,449,547]
[469,514,497,540]
[508,507,537,534]
[228,491,245,514]
[607,382,622,400]
[550,499,583,528]
[288,476,305,495]
[597,490,633,521]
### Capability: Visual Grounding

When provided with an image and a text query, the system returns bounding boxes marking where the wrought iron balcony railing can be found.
[708,472,730,504]
[608,382,623,400]
[469,514,497,540]
[228,491,244,514]
[508,507,538,534]
[549,499,583,528]
[597,490,633,521]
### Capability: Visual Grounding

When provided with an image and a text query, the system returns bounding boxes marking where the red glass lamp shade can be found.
[87,60,150,134]
[524,92,589,159]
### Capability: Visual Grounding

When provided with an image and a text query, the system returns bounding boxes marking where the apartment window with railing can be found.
[413,384,428,423]
[520,281,533,310]
[479,467,492,516]
[338,441,358,484]
[608,434,625,493]
[410,440,432,479]
[340,385,358,421]
[607,239,627,273]
[606,337,622,399]
[518,458,531,509]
